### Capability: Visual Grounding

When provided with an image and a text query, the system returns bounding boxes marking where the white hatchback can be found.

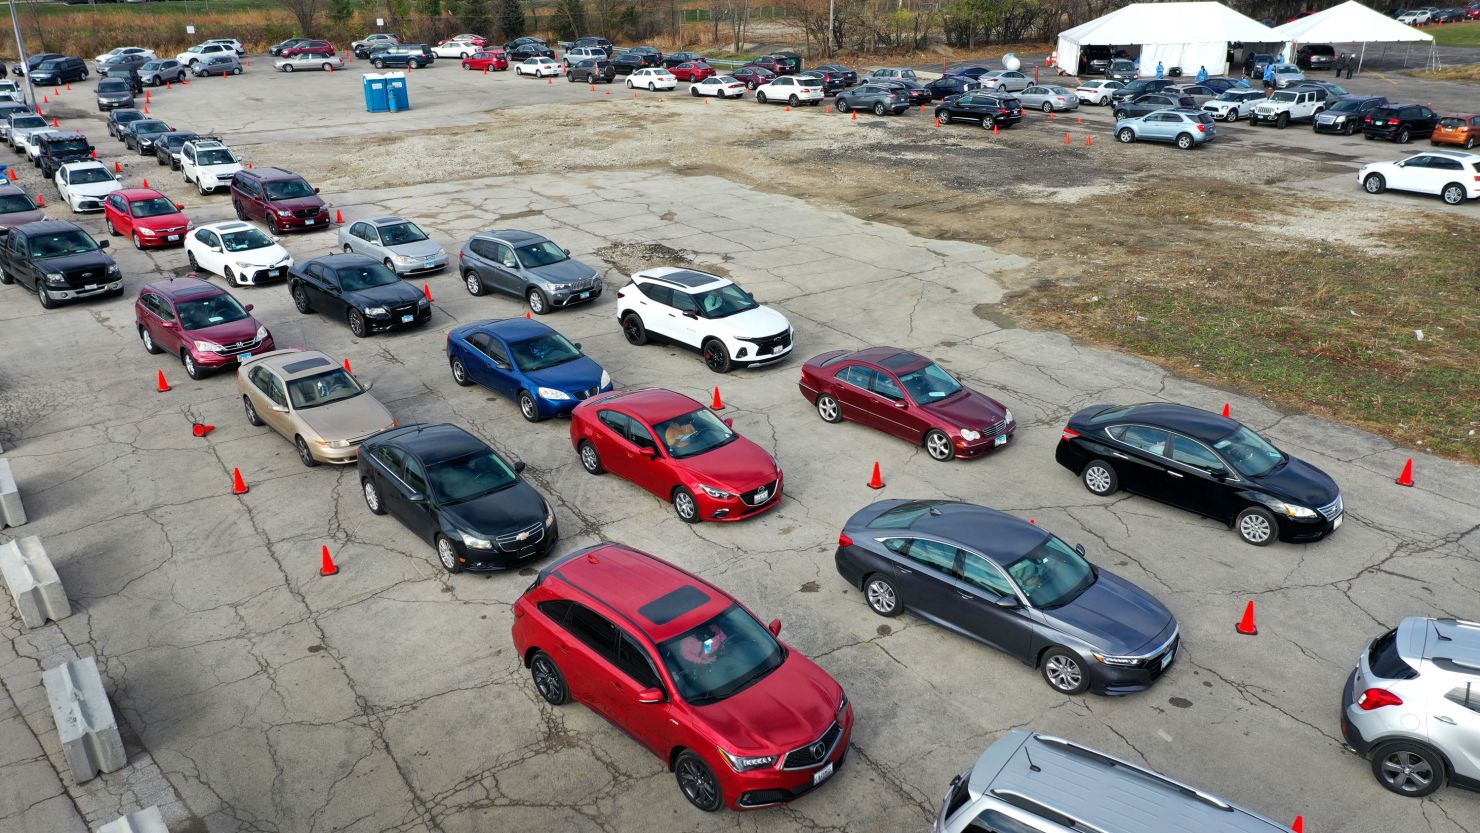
[515,57,560,77]
[1359,150,1480,206]
[755,75,825,106]
[187,221,294,286]
[626,68,677,91]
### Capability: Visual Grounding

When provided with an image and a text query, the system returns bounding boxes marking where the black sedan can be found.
[1112,93,1198,120]
[813,63,857,86]
[945,65,991,82]
[626,46,664,67]
[836,83,911,115]
[358,423,558,573]
[934,92,1023,129]
[611,53,646,76]
[924,75,981,100]
[107,108,146,140]
[507,41,555,61]
[288,254,431,338]
[836,500,1178,695]
[662,51,704,68]
[123,118,172,154]
[153,131,200,169]
[1055,402,1343,546]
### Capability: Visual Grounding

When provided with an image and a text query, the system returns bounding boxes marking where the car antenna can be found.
[1024,744,1041,773]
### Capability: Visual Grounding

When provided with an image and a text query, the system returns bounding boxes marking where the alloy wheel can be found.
[816,395,839,422]
[1084,464,1113,494]
[926,430,953,461]
[1045,655,1083,691]
[362,479,383,513]
[531,654,566,704]
[464,271,483,295]
[1238,510,1273,544]
[866,578,897,614]
[579,442,602,474]
[1380,750,1435,794]
[675,489,698,521]
[676,755,720,811]
[437,537,459,571]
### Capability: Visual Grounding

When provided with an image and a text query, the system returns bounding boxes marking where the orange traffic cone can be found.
[1050,112,1056,120]
[1077,115,1082,124]
[156,370,171,392]
[142,178,150,188]
[1396,458,1415,487]
[167,81,172,89]
[192,423,215,437]
[867,462,885,490]
[334,210,343,224]
[231,467,249,495]
[65,83,71,91]
[1236,601,1258,635]
[934,117,941,127]
[343,358,353,373]
[711,387,724,409]
[145,91,151,104]
[143,105,149,114]
[1291,816,1304,833]
[91,149,97,159]
[319,544,339,576]
[1029,518,1037,524]
[851,110,857,120]
[1085,135,1093,146]
[524,311,531,318]
[993,123,999,135]
[114,161,122,173]
[5,168,14,180]
[547,77,552,85]
[1064,132,1071,144]
[423,283,433,302]
[51,118,59,127]
[785,105,791,111]
[1222,403,1231,417]
[34,195,43,207]
[42,95,47,103]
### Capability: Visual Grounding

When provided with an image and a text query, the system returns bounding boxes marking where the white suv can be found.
[176,42,235,67]
[1202,89,1265,122]
[617,268,793,373]
[181,139,243,195]
[563,46,605,67]
[755,75,825,106]
[1359,150,1480,206]
[1250,89,1324,128]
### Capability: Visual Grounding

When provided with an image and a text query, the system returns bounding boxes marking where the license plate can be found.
[269,269,283,277]
[1161,649,1175,669]
[994,434,1008,446]
[238,352,252,361]
[401,314,415,323]
[579,291,590,299]
[812,762,834,785]
[1333,515,1343,529]
[84,284,98,290]
[754,489,769,502]
[167,235,179,241]
[424,261,436,268]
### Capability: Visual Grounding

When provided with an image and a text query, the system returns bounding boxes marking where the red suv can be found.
[103,188,191,249]
[230,167,329,234]
[135,276,273,379]
[282,39,334,57]
[513,543,852,811]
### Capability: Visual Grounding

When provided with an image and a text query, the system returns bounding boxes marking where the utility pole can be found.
[7,0,33,108]
[827,0,833,57]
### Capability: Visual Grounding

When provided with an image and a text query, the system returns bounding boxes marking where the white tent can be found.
[1272,1,1433,72]
[1057,2,1280,77]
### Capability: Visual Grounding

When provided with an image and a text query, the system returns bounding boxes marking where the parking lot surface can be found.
[1,59,1478,833]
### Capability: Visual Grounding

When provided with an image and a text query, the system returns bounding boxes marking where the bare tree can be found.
[277,0,330,36]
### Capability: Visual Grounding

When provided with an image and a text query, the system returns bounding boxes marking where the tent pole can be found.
[1357,42,1365,75]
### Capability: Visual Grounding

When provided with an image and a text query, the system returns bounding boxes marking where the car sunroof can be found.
[638,586,710,625]
[283,357,332,374]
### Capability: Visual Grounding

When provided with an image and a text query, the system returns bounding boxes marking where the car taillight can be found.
[1389,119,1400,125]
[1357,688,1403,710]
[1061,427,1080,442]
[1197,123,1207,132]
[838,532,853,547]
[999,109,1009,114]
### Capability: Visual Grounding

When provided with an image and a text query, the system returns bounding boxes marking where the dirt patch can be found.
[593,242,732,279]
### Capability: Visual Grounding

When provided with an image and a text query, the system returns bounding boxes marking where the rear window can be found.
[1440,117,1468,128]
[1369,108,1398,120]
[1369,628,1418,680]
[1191,113,1215,124]
[1089,405,1137,423]
[867,500,947,529]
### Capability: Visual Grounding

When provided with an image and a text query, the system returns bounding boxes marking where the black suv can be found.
[568,59,616,84]
[626,46,663,67]
[1313,95,1388,134]
[37,131,95,178]
[1110,78,1177,103]
[1296,43,1336,70]
[935,91,1023,128]
[30,56,89,86]
[611,53,645,75]
[0,220,120,307]
[1363,103,1439,143]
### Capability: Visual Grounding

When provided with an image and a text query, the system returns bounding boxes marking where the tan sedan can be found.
[236,349,395,466]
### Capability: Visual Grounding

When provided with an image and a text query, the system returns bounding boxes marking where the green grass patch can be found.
[1428,20,1480,47]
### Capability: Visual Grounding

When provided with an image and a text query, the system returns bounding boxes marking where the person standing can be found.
[1243,51,1256,76]
[1262,61,1275,95]
[1196,65,1208,83]
[1155,60,1165,79]
[1346,55,1355,79]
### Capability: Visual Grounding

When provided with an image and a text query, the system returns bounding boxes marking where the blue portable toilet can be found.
[385,71,410,111]
[363,73,389,113]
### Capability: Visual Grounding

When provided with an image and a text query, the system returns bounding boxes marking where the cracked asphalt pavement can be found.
[1,62,1478,833]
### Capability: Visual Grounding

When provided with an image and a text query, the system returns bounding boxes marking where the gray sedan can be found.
[458,230,602,314]
[1017,84,1079,112]
[339,216,449,276]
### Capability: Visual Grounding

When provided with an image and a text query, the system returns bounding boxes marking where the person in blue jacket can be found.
[1155,60,1165,79]
[1262,62,1275,95]
[1196,65,1208,83]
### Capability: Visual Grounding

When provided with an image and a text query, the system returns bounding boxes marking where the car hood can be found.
[691,651,841,752]
[0,208,44,228]
[712,304,789,337]
[198,162,243,176]
[36,251,113,271]
[296,394,393,442]
[1040,569,1174,656]
[133,212,189,230]
[524,355,605,392]
[346,281,425,307]
[525,258,597,285]
[386,239,443,259]
[186,317,261,347]
[270,196,326,212]
[440,479,547,537]
[1251,455,1338,508]
[226,244,291,268]
[676,434,779,493]
[920,389,1006,429]
[98,91,134,101]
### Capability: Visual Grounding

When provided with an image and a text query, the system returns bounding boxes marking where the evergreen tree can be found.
[551,0,588,39]
[458,0,495,35]
[497,0,526,39]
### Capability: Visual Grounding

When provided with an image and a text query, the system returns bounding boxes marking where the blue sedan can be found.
[446,318,612,421]
[1114,108,1217,149]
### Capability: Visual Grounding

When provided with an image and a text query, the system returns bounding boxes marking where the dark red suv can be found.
[134,276,273,379]
[282,39,335,57]
[229,167,329,234]
[512,543,852,811]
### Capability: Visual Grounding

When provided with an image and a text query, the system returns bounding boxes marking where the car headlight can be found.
[363,306,389,316]
[314,438,351,449]
[537,387,570,401]
[836,692,849,722]
[193,340,224,353]
[394,254,415,263]
[544,501,556,527]
[276,209,292,217]
[599,369,611,388]
[255,325,268,341]
[718,748,778,772]
[434,247,447,258]
[139,227,157,236]
[959,429,981,441]
[459,530,493,550]
[108,265,122,277]
[699,484,733,500]
[1277,502,1318,519]
[1334,115,1346,122]
[1093,652,1140,666]
[416,296,429,308]
[44,271,66,284]
[1004,408,1013,424]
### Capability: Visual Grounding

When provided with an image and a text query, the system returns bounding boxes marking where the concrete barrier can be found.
[0,457,25,527]
[42,656,126,782]
[98,806,167,833]
[0,536,71,628]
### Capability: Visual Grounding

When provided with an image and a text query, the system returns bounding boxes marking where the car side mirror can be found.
[768,618,782,636]
[513,460,526,474]
[98,239,109,249]
[244,303,254,312]
[360,380,373,391]
[682,310,698,319]
[492,358,509,370]
[573,342,582,350]
[175,203,185,211]
[407,491,426,503]
[636,687,664,704]
[161,320,178,329]
[992,595,1021,609]
[270,404,288,413]
[312,187,320,194]
[561,247,570,255]
[1074,543,1086,556]
[639,446,658,459]
[502,260,516,268]
[893,399,908,409]
[722,417,734,428]
[209,244,222,252]
[271,236,280,243]
[1211,467,1230,481]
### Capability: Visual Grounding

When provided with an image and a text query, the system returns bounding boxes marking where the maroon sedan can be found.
[798,347,1015,461]
[670,61,715,82]
[135,276,273,380]
[730,66,776,90]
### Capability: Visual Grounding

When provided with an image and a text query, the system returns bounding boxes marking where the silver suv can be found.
[936,731,1291,833]
[1341,616,1480,798]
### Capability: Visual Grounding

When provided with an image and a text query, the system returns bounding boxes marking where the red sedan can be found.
[670,61,716,82]
[571,387,782,523]
[103,188,191,250]
[797,347,1016,461]
[730,66,775,90]
[462,50,509,71]
[512,543,852,811]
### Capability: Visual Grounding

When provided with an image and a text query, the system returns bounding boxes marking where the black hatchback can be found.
[1055,403,1343,546]
[1363,103,1439,143]
[358,423,558,573]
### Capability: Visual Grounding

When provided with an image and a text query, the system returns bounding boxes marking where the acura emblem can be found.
[809,742,825,758]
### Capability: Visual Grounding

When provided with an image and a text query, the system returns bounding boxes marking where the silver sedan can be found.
[338,216,449,276]
[1018,84,1080,112]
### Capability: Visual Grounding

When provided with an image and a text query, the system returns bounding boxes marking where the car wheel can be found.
[530,651,569,705]
[789,94,800,106]
[690,86,699,96]
[1364,173,1386,194]
[233,201,247,220]
[38,287,56,309]
[105,218,119,236]
[182,350,205,380]
[924,429,954,461]
[156,154,165,166]
[1042,101,1053,112]
[1372,741,1445,797]
[1225,110,1238,122]
[267,215,281,235]
[648,82,656,91]
[621,313,647,345]
[526,287,548,315]
[282,63,294,72]
[702,339,732,373]
[815,394,842,423]
[979,116,996,130]
[462,270,484,296]
[1176,132,1194,149]
[322,63,334,72]
[578,440,604,474]
[435,535,462,573]
[449,357,475,387]
[243,396,263,426]
[518,390,543,422]
[1113,109,1127,120]
[873,102,887,116]
[837,98,850,112]
[756,91,767,104]
[1040,648,1091,695]
[294,435,319,467]
[1467,136,1476,148]
[1117,127,1135,143]
[292,284,314,314]
[938,110,951,124]
[361,477,386,514]
[675,750,723,812]
[0,265,9,285]
[373,60,384,69]
[1235,506,1278,546]
[133,232,144,249]
[673,487,701,524]
[1344,122,1356,135]
[864,574,902,617]
[1082,460,1118,495]
[383,257,396,274]
[1274,112,1288,129]
[1397,127,1411,144]
[140,325,161,354]
[1442,183,1466,205]
[232,67,241,75]
[348,309,368,338]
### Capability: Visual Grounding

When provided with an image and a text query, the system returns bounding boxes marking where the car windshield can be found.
[176,293,249,330]
[426,449,518,504]
[508,332,582,371]
[130,197,178,218]
[68,167,114,184]
[657,605,784,704]
[187,46,206,53]
[1331,99,1369,112]
[1271,92,1296,103]
[691,283,757,318]
[284,368,363,410]
[12,116,45,129]
[99,79,129,92]
[29,231,98,257]
[0,194,34,212]
[898,361,963,402]
[514,240,567,267]
[1439,116,1467,127]
[116,112,144,124]
[135,123,168,135]
[335,262,400,291]
[1005,535,1096,608]
[377,221,427,246]
[37,60,63,71]
[263,178,315,199]
[1216,91,1248,101]
[221,227,274,251]
[197,149,236,165]
[717,75,738,83]
[1212,425,1286,477]
[54,139,91,156]
[653,408,737,459]
[1111,60,1135,70]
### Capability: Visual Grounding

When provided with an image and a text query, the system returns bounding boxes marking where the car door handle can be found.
[1167,470,1184,478]
[896,566,914,574]
[957,591,974,600]
[1435,715,1457,725]
[1110,451,1131,460]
